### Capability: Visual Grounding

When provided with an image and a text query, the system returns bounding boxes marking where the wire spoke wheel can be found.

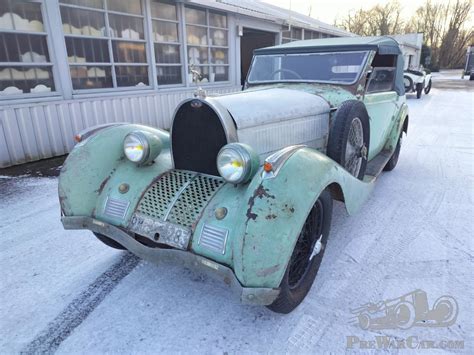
[327,100,370,181]
[288,200,324,289]
[267,190,333,314]
[345,117,365,177]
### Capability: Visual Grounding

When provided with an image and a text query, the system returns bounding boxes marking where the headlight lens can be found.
[217,143,258,184]
[124,132,149,163]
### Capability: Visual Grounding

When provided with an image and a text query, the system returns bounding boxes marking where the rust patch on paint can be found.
[283,203,295,214]
[246,183,275,222]
[96,175,111,195]
[265,214,277,220]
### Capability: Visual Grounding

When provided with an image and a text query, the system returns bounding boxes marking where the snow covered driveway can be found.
[1,80,473,353]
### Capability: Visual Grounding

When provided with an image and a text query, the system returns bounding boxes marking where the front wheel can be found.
[424,79,432,94]
[267,190,333,314]
[403,75,413,93]
[93,232,126,250]
[416,83,423,99]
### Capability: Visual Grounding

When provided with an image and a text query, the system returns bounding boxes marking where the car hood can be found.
[213,87,330,129]
[209,87,332,160]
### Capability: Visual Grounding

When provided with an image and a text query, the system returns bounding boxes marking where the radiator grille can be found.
[167,174,224,227]
[199,224,229,254]
[104,196,130,219]
[137,171,194,220]
[136,170,224,229]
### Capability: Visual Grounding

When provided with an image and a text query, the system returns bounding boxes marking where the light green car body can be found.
[59,36,409,303]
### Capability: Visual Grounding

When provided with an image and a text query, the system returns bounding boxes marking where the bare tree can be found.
[438,0,473,67]
[337,0,473,69]
[337,1,403,36]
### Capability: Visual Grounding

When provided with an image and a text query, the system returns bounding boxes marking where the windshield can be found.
[247,51,369,85]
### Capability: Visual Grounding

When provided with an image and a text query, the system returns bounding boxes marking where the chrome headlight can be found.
[124,131,162,165]
[217,143,258,184]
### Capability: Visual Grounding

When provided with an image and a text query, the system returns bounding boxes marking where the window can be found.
[282,26,302,43]
[185,6,228,83]
[151,0,182,85]
[0,0,56,96]
[304,30,322,40]
[248,51,368,85]
[59,0,149,90]
[366,67,396,93]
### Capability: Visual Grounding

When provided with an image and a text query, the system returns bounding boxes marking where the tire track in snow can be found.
[21,252,140,354]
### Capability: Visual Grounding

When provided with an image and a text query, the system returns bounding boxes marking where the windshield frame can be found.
[246,50,370,86]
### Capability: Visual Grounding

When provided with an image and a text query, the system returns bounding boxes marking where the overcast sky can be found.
[261,0,428,25]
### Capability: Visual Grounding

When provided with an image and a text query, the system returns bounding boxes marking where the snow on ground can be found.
[431,70,465,80]
[0,75,473,354]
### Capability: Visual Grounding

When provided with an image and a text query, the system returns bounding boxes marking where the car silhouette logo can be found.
[350,289,458,330]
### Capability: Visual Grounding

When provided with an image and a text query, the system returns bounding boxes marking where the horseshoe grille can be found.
[136,170,224,229]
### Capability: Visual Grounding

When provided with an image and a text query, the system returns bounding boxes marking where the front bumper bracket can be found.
[61,216,280,306]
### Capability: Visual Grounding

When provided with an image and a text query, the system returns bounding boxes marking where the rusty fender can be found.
[58,124,171,223]
[221,147,375,289]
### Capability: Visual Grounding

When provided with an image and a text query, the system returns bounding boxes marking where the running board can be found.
[363,149,393,182]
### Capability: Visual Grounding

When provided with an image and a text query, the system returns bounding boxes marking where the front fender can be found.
[223,147,375,288]
[58,124,171,224]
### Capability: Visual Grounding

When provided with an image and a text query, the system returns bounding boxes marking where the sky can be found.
[261,0,426,25]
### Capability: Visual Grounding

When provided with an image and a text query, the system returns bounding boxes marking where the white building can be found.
[0,0,353,168]
[391,33,424,70]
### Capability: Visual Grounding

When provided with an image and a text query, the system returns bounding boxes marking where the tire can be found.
[93,232,126,250]
[416,82,423,99]
[383,132,402,171]
[394,301,416,329]
[424,79,432,94]
[431,296,458,326]
[327,100,370,180]
[267,190,333,314]
[403,75,413,93]
[470,73,474,81]
[358,313,371,330]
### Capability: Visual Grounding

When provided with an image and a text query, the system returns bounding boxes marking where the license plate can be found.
[128,213,191,250]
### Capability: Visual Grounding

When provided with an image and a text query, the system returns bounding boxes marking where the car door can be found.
[363,67,399,160]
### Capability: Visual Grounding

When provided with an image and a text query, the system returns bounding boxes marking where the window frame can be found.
[1,0,236,101]
[150,0,186,88]
[281,25,303,44]
[0,0,62,101]
[365,66,397,94]
[182,5,230,86]
[59,0,152,94]
[247,51,370,86]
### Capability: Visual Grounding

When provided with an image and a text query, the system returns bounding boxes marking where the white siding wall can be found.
[0,86,240,167]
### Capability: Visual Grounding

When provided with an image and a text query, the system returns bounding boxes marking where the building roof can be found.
[186,0,354,37]
[255,36,402,55]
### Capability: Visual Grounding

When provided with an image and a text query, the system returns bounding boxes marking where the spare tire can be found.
[327,100,370,180]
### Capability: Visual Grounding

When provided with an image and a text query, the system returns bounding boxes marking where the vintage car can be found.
[463,45,474,80]
[59,36,409,314]
[404,68,432,98]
